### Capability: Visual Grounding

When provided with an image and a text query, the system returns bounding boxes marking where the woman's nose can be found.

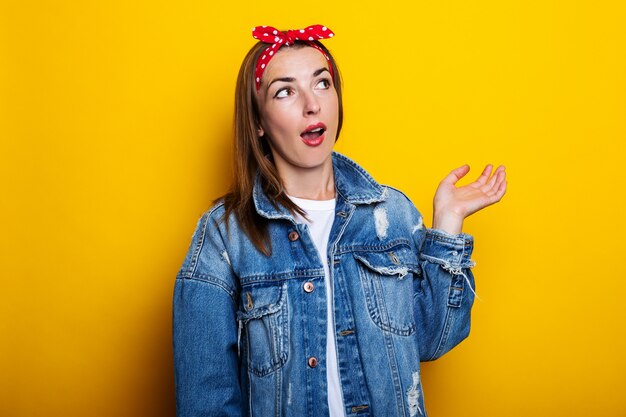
[302,91,321,115]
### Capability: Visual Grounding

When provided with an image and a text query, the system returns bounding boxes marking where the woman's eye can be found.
[315,78,331,89]
[274,88,291,99]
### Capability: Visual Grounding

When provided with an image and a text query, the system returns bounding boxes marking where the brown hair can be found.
[220,39,343,256]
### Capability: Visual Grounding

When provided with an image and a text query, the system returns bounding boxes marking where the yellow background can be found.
[2,0,625,416]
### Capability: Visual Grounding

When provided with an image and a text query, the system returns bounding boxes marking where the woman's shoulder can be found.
[381,184,410,201]
[205,198,227,220]
[184,199,232,247]
[196,196,240,226]
[177,199,239,286]
[370,185,424,229]
[381,184,420,209]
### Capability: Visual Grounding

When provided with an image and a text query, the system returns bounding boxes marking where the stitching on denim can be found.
[419,253,475,270]
[335,238,412,254]
[425,229,473,247]
[332,152,386,203]
[188,212,209,277]
[176,274,238,305]
[432,307,453,359]
[238,282,289,377]
[355,254,417,336]
[380,315,406,416]
[239,269,325,284]
[175,275,238,306]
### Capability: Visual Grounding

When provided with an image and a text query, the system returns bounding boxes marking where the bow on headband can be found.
[251,25,335,91]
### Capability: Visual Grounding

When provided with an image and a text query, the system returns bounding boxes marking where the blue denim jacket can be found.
[173,152,476,417]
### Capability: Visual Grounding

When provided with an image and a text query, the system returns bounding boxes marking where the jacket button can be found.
[389,252,400,265]
[288,231,300,241]
[308,356,318,368]
[303,281,315,293]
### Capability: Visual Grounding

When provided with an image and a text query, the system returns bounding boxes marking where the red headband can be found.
[251,25,335,91]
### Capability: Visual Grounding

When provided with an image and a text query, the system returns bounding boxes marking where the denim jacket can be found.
[173,152,476,417]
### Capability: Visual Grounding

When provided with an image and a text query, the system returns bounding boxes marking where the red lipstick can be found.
[300,123,327,147]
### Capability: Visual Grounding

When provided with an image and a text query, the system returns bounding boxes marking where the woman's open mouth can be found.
[300,123,327,147]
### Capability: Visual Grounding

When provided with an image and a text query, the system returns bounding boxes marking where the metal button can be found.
[389,252,400,265]
[308,356,318,368]
[337,211,347,218]
[288,231,300,241]
[303,281,315,293]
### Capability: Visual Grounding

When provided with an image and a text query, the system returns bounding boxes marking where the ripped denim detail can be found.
[421,254,480,301]
[406,371,423,416]
[441,262,479,300]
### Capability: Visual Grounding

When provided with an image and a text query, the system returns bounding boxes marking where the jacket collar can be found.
[253,152,387,220]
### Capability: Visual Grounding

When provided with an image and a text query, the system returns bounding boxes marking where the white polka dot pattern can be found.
[251,24,335,91]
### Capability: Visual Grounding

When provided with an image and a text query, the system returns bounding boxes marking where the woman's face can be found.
[256,46,339,175]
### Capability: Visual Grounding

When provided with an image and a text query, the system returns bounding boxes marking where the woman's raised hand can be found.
[431,164,507,235]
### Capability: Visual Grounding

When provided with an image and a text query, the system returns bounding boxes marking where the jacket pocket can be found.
[354,246,421,336]
[236,282,289,377]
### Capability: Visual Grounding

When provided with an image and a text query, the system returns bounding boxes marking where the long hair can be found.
[220,39,343,256]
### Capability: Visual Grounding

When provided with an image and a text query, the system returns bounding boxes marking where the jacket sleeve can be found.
[413,222,476,361]
[173,210,242,417]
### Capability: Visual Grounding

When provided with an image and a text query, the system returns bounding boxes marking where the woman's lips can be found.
[300,123,327,147]
[300,131,326,147]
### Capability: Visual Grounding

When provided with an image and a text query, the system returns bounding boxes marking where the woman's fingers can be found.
[444,164,506,206]
[495,170,507,199]
[442,164,471,185]
[486,168,507,200]
[497,180,507,199]
[482,165,505,193]
[475,164,493,185]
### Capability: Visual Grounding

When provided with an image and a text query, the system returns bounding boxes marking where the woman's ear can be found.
[257,127,264,137]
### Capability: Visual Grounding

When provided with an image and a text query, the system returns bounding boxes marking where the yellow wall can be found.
[2,1,625,416]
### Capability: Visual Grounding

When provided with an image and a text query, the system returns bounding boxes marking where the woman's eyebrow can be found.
[267,68,330,89]
[313,68,330,77]
[267,76,296,89]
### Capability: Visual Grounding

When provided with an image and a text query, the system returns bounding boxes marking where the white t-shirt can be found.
[288,195,346,417]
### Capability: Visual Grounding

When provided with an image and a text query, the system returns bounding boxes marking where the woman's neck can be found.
[277,159,336,201]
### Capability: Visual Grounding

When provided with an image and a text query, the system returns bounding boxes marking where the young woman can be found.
[173,25,507,417]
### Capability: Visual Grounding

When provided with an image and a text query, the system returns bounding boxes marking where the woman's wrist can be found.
[432,210,464,235]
